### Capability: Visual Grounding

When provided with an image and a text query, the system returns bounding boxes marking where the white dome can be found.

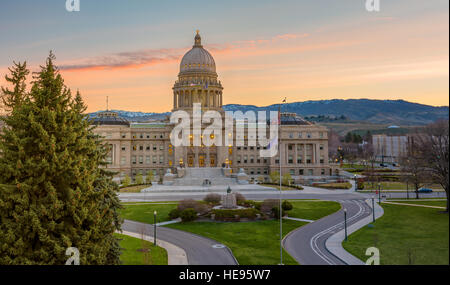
[179,32,216,74]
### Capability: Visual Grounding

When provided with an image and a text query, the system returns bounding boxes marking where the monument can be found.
[221,186,237,209]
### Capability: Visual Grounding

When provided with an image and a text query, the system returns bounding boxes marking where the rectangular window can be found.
[237,156,241,164]
[139,145,144,151]
[120,157,126,165]
[289,133,294,139]
[244,155,248,164]
[320,144,324,150]
[159,155,164,164]
[139,156,143,164]
[146,156,150,164]
[131,156,136,164]
[299,169,304,175]
[308,169,314,176]
[297,156,302,164]
[288,155,293,164]
[152,155,157,164]
[250,156,254,163]
[321,169,325,175]
[290,169,295,176]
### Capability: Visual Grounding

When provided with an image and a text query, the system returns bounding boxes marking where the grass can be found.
[167,219,305,265]
[363,181,443,190]
[119,185,150,193]
[116,233,168,265]
[343,203,449,265]
[120,203,178,224]
[385,200,447,208]
[165,200,341,265]
[287,200,341,220]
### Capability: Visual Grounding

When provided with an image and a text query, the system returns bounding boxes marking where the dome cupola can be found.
[179,31,216,74]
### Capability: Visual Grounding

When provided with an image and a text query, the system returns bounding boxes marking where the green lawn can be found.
[260,184,303,191]
[119,185,150,193]
[287,200,341,220]
[116,233,168,265]
[386,200,447,208]
[314,182,352,189]
[343,204,449,265]
[120,203,178,224]
[363,181,443,190]
[167,219,305,265]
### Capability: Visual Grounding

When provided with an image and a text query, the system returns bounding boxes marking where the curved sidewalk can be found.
[325,199,384,265]
[122,220,238,265]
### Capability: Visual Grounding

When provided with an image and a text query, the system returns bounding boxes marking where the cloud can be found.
[59,32,309,72]
[60,48,185,72]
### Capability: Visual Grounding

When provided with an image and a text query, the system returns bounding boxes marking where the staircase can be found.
[172,167,237,186]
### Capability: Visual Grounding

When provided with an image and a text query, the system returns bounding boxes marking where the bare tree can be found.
[413,120,449,212]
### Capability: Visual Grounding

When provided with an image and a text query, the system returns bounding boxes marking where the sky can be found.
[0,0,448,113]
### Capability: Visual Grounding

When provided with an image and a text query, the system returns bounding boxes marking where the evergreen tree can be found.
[1,61,29,113]
[0,53,122,265]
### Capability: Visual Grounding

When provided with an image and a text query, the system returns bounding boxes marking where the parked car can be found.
[418,188,433,193]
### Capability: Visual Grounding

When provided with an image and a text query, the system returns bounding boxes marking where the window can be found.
[250,156,254,163]
[237,156,241,164]
[306,156,312,164]
[299,169,304,175]
[146,145,150,151]
[319,132,324,138]
[308,169,314,176]
[275,158,279,164]
[131,156,136,164]
[289,133,294,139]
[307,133,312,138]
[159,155,164,164]
[321,169,325,175]
[120,157,126,165]
[132,145,137,151]
[160,145,164,151]
[121,133,126,139]
[106,133,112,139]
[146,134,150,139]
[288,155,293,164]
[297,156,302,164]
[139,145,144,151]
[320,144,324,150]
[140,134,144,139]
[298,132,303,138]
[152,155,157,164]
[153,145,157,151]
[290,169,295,176]
[121,146,126,151]
[244,155,248,164]
[139,156,143,164]
[320,157,324,164]
[146,156,150,164]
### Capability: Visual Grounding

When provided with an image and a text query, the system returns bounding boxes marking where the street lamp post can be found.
[153,210,157,246]
[378,183,381,203]
[344,208,348,241]
[372,198,375,223]
[354,174,357,191]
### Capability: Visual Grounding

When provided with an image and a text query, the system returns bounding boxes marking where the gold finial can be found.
[196,29,199,35]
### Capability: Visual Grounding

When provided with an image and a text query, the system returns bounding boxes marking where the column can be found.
[173,92,177,109]
[220,92,223,107]
[294,143,298,165]
[303,144,307,165]
[206,147,211,167]
[194,147,199,167]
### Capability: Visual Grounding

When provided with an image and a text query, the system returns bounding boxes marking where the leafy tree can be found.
[269,171,280,184]
[122,174,131,187]
[0,53,122,265]
[145,170,153,184]
[282,173,292,186]
[135,173,144,185]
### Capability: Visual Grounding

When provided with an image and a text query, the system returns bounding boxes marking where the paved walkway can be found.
[325,199,384,265]
[284,217,315,223]
[119,230,188,265]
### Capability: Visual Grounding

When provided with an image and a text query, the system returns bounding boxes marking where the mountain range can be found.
[89,99,449,125]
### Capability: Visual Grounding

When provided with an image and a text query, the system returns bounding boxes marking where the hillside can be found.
[89,99,448,126]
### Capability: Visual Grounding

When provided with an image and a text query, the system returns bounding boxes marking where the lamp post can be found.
[378,183,381,203]
[153,210,157,246]
[372,198,375,223]
[278,98,286,265]
[344,208,348,241]
[354,174,357,191]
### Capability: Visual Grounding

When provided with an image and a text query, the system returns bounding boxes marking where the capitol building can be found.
[92,32,336,184]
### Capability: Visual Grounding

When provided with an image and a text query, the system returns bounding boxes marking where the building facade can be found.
[372,134,409,164]
[92,32,334,182]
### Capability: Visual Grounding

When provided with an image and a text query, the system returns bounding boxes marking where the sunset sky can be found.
[0,0,448,113]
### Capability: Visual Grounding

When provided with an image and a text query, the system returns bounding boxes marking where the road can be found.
[122,219,238,265]
[283,199,372,265]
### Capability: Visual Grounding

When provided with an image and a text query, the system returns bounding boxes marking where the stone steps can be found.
[172,167,238,186]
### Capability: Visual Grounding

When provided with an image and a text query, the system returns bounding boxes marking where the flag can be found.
[204,82,208,89]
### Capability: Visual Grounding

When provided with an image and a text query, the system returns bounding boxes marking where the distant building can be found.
[372,134,409,164]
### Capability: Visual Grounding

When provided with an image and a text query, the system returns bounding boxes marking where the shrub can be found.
[145,171,154,184]
[282,173,292,185]
[235,192,246,204]
[203,193,221,205]
[241,200,261,209]
[178,199,210,215]
[168,208,181,220]
[269,171,280,184]
[212,208,260,222]
[180,208,197,222]
[282,201,293,211]
[272,206,286,219]
[261,199,280,214]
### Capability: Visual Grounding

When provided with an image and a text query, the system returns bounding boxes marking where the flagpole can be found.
[279,98,285,265]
